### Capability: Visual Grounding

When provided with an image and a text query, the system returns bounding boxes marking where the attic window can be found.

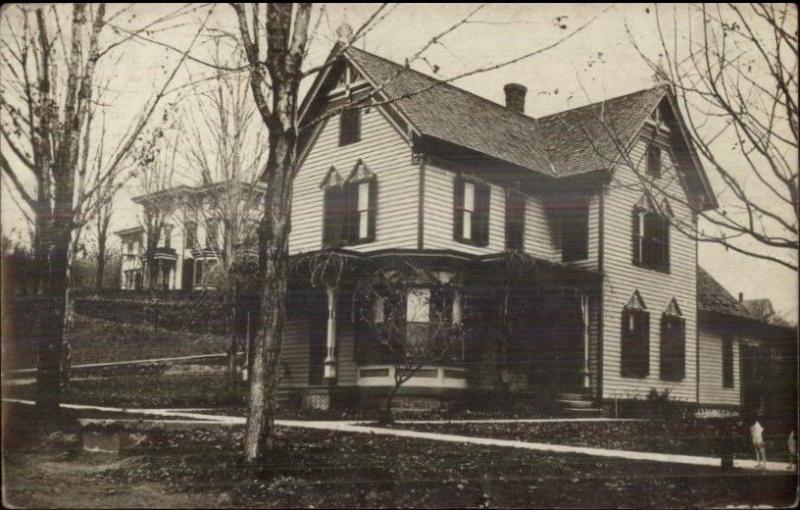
[340,108,361,146]
[647,144,662,178]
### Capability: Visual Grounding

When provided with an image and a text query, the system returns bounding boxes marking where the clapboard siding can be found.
[422,163,506,254]
[279,319,310,387]
[698,328,741,406]
[523,194,558,260]
[290,107,417,254]
[601,136,699,402]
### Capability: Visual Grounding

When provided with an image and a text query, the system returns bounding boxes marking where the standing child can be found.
[750,415,767,470]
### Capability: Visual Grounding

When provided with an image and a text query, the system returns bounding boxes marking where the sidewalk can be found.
[7,353,227,375]
[4,398,794,473]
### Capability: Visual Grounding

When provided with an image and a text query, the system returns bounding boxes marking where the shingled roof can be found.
[697,266,752,319]
[345,46,666,178]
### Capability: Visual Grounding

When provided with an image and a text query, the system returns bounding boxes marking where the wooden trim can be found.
[597,185,605,401]
[417,156,426,250]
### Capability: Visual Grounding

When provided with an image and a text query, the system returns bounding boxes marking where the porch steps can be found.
[555,391,604,417]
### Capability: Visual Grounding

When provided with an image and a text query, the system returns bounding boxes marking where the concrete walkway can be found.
[4,398,794,473]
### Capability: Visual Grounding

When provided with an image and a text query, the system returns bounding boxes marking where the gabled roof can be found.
[335,46,715,208]
[697,266,752,319]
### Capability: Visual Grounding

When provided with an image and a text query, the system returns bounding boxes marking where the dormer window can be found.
[647,144,662,178]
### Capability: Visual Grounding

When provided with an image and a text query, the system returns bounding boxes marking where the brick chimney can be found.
[504,83,527,114]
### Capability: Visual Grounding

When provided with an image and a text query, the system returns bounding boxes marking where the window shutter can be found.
[323,187,335,245]
[323,186,346,245]
[640,311,650,377]
[474,183,491,246]
[367,176,377,242]
[345,183,359,242]
[661,219,670,272]
[632,209,641,265]
[453,176,465,240]
[676,317,685,379]
[621,308,633,377]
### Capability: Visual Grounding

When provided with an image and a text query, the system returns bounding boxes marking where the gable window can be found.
[621,292,650,378]
[505,190,525,251]
[632,207,670,272]
[660,299,686,381]
[722,335,734,388]
[561,205,589,262]
[647,144,662,178]
[339,108,361,146]
[454,176,490,246]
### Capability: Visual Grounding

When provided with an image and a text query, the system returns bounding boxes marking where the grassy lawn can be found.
[3,405,797,509]
[6,368,244,409]
[391,419,799,463]
[4,314,229,370]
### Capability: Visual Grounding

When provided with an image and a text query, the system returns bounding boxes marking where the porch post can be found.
[580,293,590,389]
[323,286,338,382]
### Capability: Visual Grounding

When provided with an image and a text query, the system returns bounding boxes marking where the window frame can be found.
[647,143,662,179]
[632,207,670,273]
[659,311,686,381]
[339,107,361,146]
[621,306,650,378]
[722,335,734,388]
[505,190,526,251]
[322,175,377,248]
[561,205,589,262]
[453,176,490,247]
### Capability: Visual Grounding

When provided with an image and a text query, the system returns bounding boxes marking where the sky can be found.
[1,3,797,321]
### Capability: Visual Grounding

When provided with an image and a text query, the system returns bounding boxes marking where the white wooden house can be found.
[120,45,758,412]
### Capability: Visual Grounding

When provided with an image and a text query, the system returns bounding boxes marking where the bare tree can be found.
[134,121,181,291]
[623,3,798,270]
[182,43,267,387]
[0,4,212,419]
[353,265,464,424]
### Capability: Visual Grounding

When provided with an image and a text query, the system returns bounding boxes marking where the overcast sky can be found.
[1,3,796,320]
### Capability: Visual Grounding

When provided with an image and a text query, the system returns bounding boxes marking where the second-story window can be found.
[163,225,172,249]
[505,190,525,251]
[185,222,197,250]
[454,176,490,246]
[323,176,377,246]
[632,207,670,272]
[339,108,361,146]
[561,205,589,262]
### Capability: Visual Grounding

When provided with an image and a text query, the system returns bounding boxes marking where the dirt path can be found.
[3,451,221,509]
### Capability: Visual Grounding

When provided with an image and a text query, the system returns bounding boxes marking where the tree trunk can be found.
[227,287,239,391]
[243,131,296,466]
[379,383,401,425]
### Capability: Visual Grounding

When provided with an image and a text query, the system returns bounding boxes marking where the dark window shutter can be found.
[345,182,359,243]
[474,182,491,246]
[621,308,634,377]
[640,311,650,377]
[367,176,377,242]
[323,186,345,245]
[676,318,685,379]
[722,336,734,388]
[632,209,641,265]
[453,176,465,240]
[661,219,670,272]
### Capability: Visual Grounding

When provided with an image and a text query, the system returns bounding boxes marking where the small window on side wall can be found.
[339,108,361,146]
[722,336,734,388]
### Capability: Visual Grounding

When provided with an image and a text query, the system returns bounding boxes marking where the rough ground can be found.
[3,420,798,509]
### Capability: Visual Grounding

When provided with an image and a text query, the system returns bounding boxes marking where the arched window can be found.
[660,298,686,381]
[621,291,650,378]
